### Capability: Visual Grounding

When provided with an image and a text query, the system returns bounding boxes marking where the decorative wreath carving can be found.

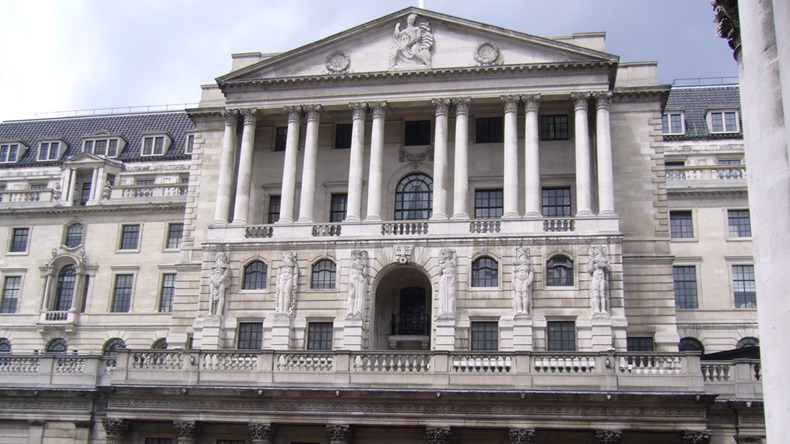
[325,51,351,73]
[474,42,501,66]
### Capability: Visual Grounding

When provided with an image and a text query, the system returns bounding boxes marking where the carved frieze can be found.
[393,244,413,264]
[399,146,433,168]
[390,13,434,69]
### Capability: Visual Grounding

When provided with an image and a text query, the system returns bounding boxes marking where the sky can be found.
[0,0,738,122]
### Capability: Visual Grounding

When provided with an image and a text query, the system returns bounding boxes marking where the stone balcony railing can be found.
[701,359,763,399]
[0,184,187,210]
[666,165,747,184]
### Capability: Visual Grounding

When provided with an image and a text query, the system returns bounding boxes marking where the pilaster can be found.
[595,430,622,444]
[426,426,450,444]
[509,428,535,444]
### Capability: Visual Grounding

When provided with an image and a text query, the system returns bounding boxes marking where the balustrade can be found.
[0,190,49,203]
[533,355,597,373]
[543,218,575,232]
[452,355,511,373]
[201,352,258,371]
[381,222,429,235]
[618,354,683,375]
[312,224,341,237]
[0,357,41,374]
[354,353,431,373]
[44,311,69,321]
[469,220,501,233]
[245,225,274,238]
[701,362,731,382]
[666,165,746,181]
[115,184,187,199]
[130,351,187,370]
[56,357,86,374]
[276,353,333,372]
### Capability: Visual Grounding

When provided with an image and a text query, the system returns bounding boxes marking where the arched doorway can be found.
[372,264,433,350]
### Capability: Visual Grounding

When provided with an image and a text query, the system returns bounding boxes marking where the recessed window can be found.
[307,322,333,350]
[37,141,61,161]
[541,187,571,217]
[547,321,576,351]
[737,337,759,349]
[166,223,184,249]
[237,322,263,350]
[404,120,431,146]
[662,113,684,135]
[678,337,704,353]
[185,134,195,154]
[65,223,84,248]
[55,265,76,311]
[29,183,47,190]
[0,338,11,354]
[274,127,287,152]
[0,143,21,163]
[103,338,126,357]
[669,210,694,239]
[546,256,574,287]
[673,265,698,309]
[665,161,686,180]
[475,117,503,143]
[311,260,336,289]
[626,337,654,352]
[152,338,168,349]
[142,135,168,156]
[540,115,569,140]
[267,196,281,224]
[84,138,121,157]
[733,265,756,308]
[471,321,498,351]
[1,276,21,313]
[395,173,433,220]
[119,224,140,250]
[46,338,68,353]
[708,110,739,133]
[474,189,503,219]
[335,123,352,149]
[159,273,176,313]
[9,227,30,253]
[330,194,347,223]
[727,210,751,237]
[112,274,134,312]
[242,261,268,290]
[471,257,498,288]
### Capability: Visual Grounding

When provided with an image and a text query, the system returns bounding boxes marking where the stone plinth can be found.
[343,317,364,350]
[270,314,293,350]
[512,314,534,352]
[434,317,456,351]
[196,315,226,349]
[577,315,628,352]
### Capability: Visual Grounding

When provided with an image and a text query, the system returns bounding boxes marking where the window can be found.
[669,211,694,239]
[267,196,281,224]
[37,141,61,161]
[0,338,10,354]
[335,123,352,149]
[274,127,287,151]
[119,225,140,250]
[475,117,503,143]
[84,138,121,157]
[185,134,195,154]
[55,265,76,311]
[733,265,756,308]
[673,266,698,309]
[737,337,759,349]
[474,189,503,219]
[307,322,333,350]
[541,187,571,217]
[65,223,84,248]
[9,228,29,253]
[237,322,263,349]
[330,194,347,222]
[152,338,168,349]
[311,260,336,289]
[1,276,21,313]
[665,161,686,180]
[29,183,47,190]
[159,273,176,312]
[0,143,20,163]
[709,110,739,133]
[46,338,68,353]
[166,223,184,249]
[718,159,743,179]
[395,173,433,220]
[142,135,168,156]
[540,115,569,140]
[627,337,654,352]
[136,179,155,197]
[77,182,92,206]
[242,261,268,290]
[103,338,126,357]
[471,322,498,351]
[678,337,704,353]
[111,274,134,312]
[547,321,576,351]
[727,210,751,237]
[546,256,574,287]
[718,159,741,165]
[404,120,431,146]
[471,257,498,287]
[662,113,684,135]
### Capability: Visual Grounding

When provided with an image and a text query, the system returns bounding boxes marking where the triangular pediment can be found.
[218,8,618,84]
[63,151,124,170]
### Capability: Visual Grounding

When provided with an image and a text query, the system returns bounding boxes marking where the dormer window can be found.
[662,112,685,135]
[708,110,739,133]
[142,135,171,156]
[38,141,63,161]
[83,137,123,158]
[0,143,23,164]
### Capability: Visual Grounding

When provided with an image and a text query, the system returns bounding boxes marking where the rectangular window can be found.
[112,274,134,312]
[710,111,738,133]
[540,115,569,140]
[474,189,503,219]
[662,113,684,135]
[475,117,503,143]
[86,138,120,157]
[274,127,287,152]
[335,123,352,149]
[159,273,176,313]
[665,161,686,180]
[142,136,167,156]
[673,266,698,309]
[547,321,576,351]
[9,228,29,253]
[727,210,751,237]
[471,322,498,351]
[267,196,281,224]
[29,183,47,190]
[119,224,140,250]
[669,210,694,239]
[185,134,195,154]
[330,194,347,222]
[38,141,60,161]
[733,265,756,308]
[541,187,571,217]
[404,120,431,146]
[307,322,333,350]
[1,276,21,313]
[237,322,263,349]
[626,337,654,352]
[0,143,20,163]
[166,223,184,249]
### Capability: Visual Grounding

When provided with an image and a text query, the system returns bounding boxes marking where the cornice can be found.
[667,187,748,198]
[186,108,224,123]
[0,201,186,217]
[612,86,671,109]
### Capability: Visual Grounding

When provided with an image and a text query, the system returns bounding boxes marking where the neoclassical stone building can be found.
[0,8,764,444]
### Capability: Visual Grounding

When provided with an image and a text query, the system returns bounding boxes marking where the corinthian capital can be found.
[249,423,274,442]
[284,105,303,123]
[101,418,129,438]
[327,424,352,444]
[349,102,368,120]
[370,101,388,118]
[426,426,450,444]
[522,94,541,112]
[431,98,451,116]
[571,92,592,110]
[509,428,535,444]
[174,421,200,440]
[452,97,471,115]
[304,104,324,121]
[500,95,520,113]
[242,108,259,125]
[222,109,239,127]
[593,91,613,110]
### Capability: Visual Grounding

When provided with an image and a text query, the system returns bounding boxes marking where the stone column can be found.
[39,267,54,311]
[365,102,387,221]
[327,424,352,444]
[174,420,200,444]
[102,418,129,444]
[278,106,303,223]
[214,109,239,224]
[346,102,368,222]
[594,92,615,216]
[431,98,451,220]
[595,430,622,444]
[232,108,260,224]
[91,166,105,201]
[571,92,593,216]
[522,94,542,217]
[64,168,77,205]
[509,428,535,444]
[88,168,99,203]
[501,95,520,218]
[426,426,450,444]
[298,104,323,223]
[249,423,275,444]
[452,97,471,219]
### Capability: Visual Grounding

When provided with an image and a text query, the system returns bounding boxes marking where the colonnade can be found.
[212,92,615,225]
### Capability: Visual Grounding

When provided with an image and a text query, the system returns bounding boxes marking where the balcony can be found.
[0,183,187,211]
[666,165,747,192]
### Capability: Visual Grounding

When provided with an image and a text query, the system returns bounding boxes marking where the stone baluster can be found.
[174,420,200,444]
[452,97,471,220]
[278,106,303,223]
[365,102,388,221]
[214,109,239,224]
[594,91,616,216]
[232,108,260,224]
[509,428,535,444]
[431,98,451,220]
[298,104,323,222]
[522,94,542,217]
[346,102,368,222]
[501,95,521,218]
[426,426,450,444]
[327,424,352,444]
[249,423,275,444]
[102,418,129,444]
[571,92,593,216]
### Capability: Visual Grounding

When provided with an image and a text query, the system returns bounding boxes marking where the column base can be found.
[364,216,381,222]
[502,212,520,219]
[524,211,542,218]
[430,213,448,221]
[575,210,595,218]
[598,210,617,217]
[275,218,294,224]
[212,220,229,226]
[344,216,361,222]
[451,213,470,220]
[229,219,247,225]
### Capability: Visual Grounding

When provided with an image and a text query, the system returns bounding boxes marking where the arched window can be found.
[46,338,68,353]
[678,337,704,353]
[471,257,498,287]
[65,223,84,248]
[737,337,759,349]
[311,260,336,289]
[242,261,268,290]
[152,338,168,350]
[546,256,574,286]
[0,338,11,354]
[103,338,126,357]
[55,265,77,311]
[395,173,433,220]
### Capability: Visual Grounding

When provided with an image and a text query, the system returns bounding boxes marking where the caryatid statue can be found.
[209,252,231,317]
[276,251,299,316]
[347,250,368,318]
[438,249,457,319]
[513,247,534,315]
[588,246,612,315]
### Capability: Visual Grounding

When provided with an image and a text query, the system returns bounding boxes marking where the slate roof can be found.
[0,111,195,168]
[664,84,742,141]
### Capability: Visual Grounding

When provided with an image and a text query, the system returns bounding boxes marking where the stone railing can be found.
[543,218,575,232]
[312,224,341,237]
[112,184,188,200]
[701,359,763,399]
[452,354,511,373]
[0,354,101,389]
[245,225,274,238]
[38,310,75,327]
[666,165,746,182]
[0,189,53,203]
[354,353,432,373]
[381,222,429,235]
[470,220,501,233]
[618,354,683,375]
[533,354,597,374]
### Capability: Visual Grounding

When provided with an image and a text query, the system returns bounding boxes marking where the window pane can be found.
[733,265,756,308]
[679,337,704,353]
[0,338,11,353]
[669,211,693,238]
[727,210,751,237]
[541,187,571,217]
[311,260,336,289]
[670,114,683,133]
[395,174,433,220]
[471,322,498,351]
[167,223,184,249]
[335,123,352,149]
[55,265,76,311]
[711,113,724,132]
[267,196,281,224]
[66,223,84,248]
[95,139,107,156]
[108,139,118,156]
[159,273,176,312]
[143,137,153,155]
[274,127,288,152]
[330,194,347,222]
[307,322,333,350]
[119,225,140,250]
[474,189,503,219]
[243,261,268,290]
[10,228,29,252]
[404,120,431,146]
[154,136,165,155]
[471,257,498,287]
[112,274,134,312]
[475,117,503,143]
[673,266,698,309]
[103,338,126,357]
[237,322,263,349]
[547,321,575,351]
[1,276,21,313]
[47,338,68,353]
[627,337,654,352]
[546,256,574,286]
[724,112,737,131]
[540,115,569,140]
